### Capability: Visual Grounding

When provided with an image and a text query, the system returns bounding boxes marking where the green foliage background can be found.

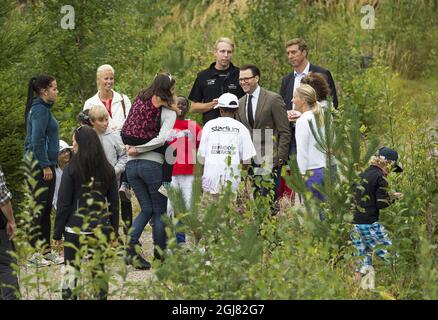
[1,0,437,299]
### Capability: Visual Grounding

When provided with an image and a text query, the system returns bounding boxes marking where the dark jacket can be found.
[24,97,59,168]
[53,162,119,240]
[353,165,392,224]
[280,63,338,109]
[280,63,338,155]
[188,62,245,125]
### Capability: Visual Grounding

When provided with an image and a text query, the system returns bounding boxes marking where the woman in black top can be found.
[54,125,119,300]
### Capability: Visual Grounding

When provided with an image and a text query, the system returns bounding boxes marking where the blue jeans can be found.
[126,160,167,251]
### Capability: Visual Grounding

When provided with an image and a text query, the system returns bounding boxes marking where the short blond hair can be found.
[96,64,114,90]
[214,37,234,51]
[88,105,109,122]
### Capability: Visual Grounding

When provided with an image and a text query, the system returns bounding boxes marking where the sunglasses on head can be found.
[155,72,172,81]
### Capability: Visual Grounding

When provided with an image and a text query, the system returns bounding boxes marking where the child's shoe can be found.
[158,182,171,197]
[119,183,132,202]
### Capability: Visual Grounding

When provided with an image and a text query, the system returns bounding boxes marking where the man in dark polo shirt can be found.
[189,37,245,125]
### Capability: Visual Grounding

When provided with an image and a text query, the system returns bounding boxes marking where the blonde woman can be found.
[83,64,131,133]
[83,64,133,227]
[292,84,326,202]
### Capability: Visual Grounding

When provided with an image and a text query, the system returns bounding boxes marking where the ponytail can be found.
[24,77,37,127]
[296,84,324,127]
[312,101,324,127]
[24,75,56,127]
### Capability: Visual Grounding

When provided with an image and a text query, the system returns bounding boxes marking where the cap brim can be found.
[214,105,238,109]
[394,164,403,172]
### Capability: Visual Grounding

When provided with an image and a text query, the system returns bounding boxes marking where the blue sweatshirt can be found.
[24,97,59,168]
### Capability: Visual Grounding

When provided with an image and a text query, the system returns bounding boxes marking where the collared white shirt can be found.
[245,85,260,123]
[83,89,131,133]
[292,62,310,109]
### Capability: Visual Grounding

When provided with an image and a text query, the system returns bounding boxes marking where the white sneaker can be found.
[28,253,51,267]
[158,185,168,197]
[119,184,132,202]
[44,251,64,265]
[360,266,375,290]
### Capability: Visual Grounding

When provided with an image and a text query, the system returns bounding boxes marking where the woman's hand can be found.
[169,103,182,116]
[287,110,302,122]
[42,167,53,181]
[126,145,138,156]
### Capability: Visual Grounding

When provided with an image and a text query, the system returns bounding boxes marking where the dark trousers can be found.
[249,164,282,204]
[62,231,108,300]
[119,171,132,235]
[0,229,19,300]
[154,143,176,183]
[30,166,56,250]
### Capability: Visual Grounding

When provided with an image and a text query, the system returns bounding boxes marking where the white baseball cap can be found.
[214,93,239,109]
[59,140,72,153]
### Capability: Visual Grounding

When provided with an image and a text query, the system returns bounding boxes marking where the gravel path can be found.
[20,197,157,300]
[19,192,301,299]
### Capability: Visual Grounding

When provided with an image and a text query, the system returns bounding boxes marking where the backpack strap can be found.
[120,93,126,118]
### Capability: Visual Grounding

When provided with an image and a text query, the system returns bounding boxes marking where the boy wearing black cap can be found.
[351,147,403,284]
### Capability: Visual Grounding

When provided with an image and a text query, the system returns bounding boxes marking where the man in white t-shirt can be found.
[198,93,256,195]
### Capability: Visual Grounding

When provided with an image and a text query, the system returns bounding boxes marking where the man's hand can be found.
[393,192,404,200]
[6,220,16,240]
[211,99,219,109]
[42,167,53,181]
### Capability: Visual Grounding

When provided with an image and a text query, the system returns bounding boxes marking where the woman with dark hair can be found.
[122,73,179,196]
[300,72,331,109]
[123,73,177,269]
[24,75,60,266]
[53,125,119,300]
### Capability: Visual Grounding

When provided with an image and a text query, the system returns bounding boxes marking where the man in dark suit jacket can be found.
[280,38,338,110]
[236,64,291,203]
[279,38,338,156]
